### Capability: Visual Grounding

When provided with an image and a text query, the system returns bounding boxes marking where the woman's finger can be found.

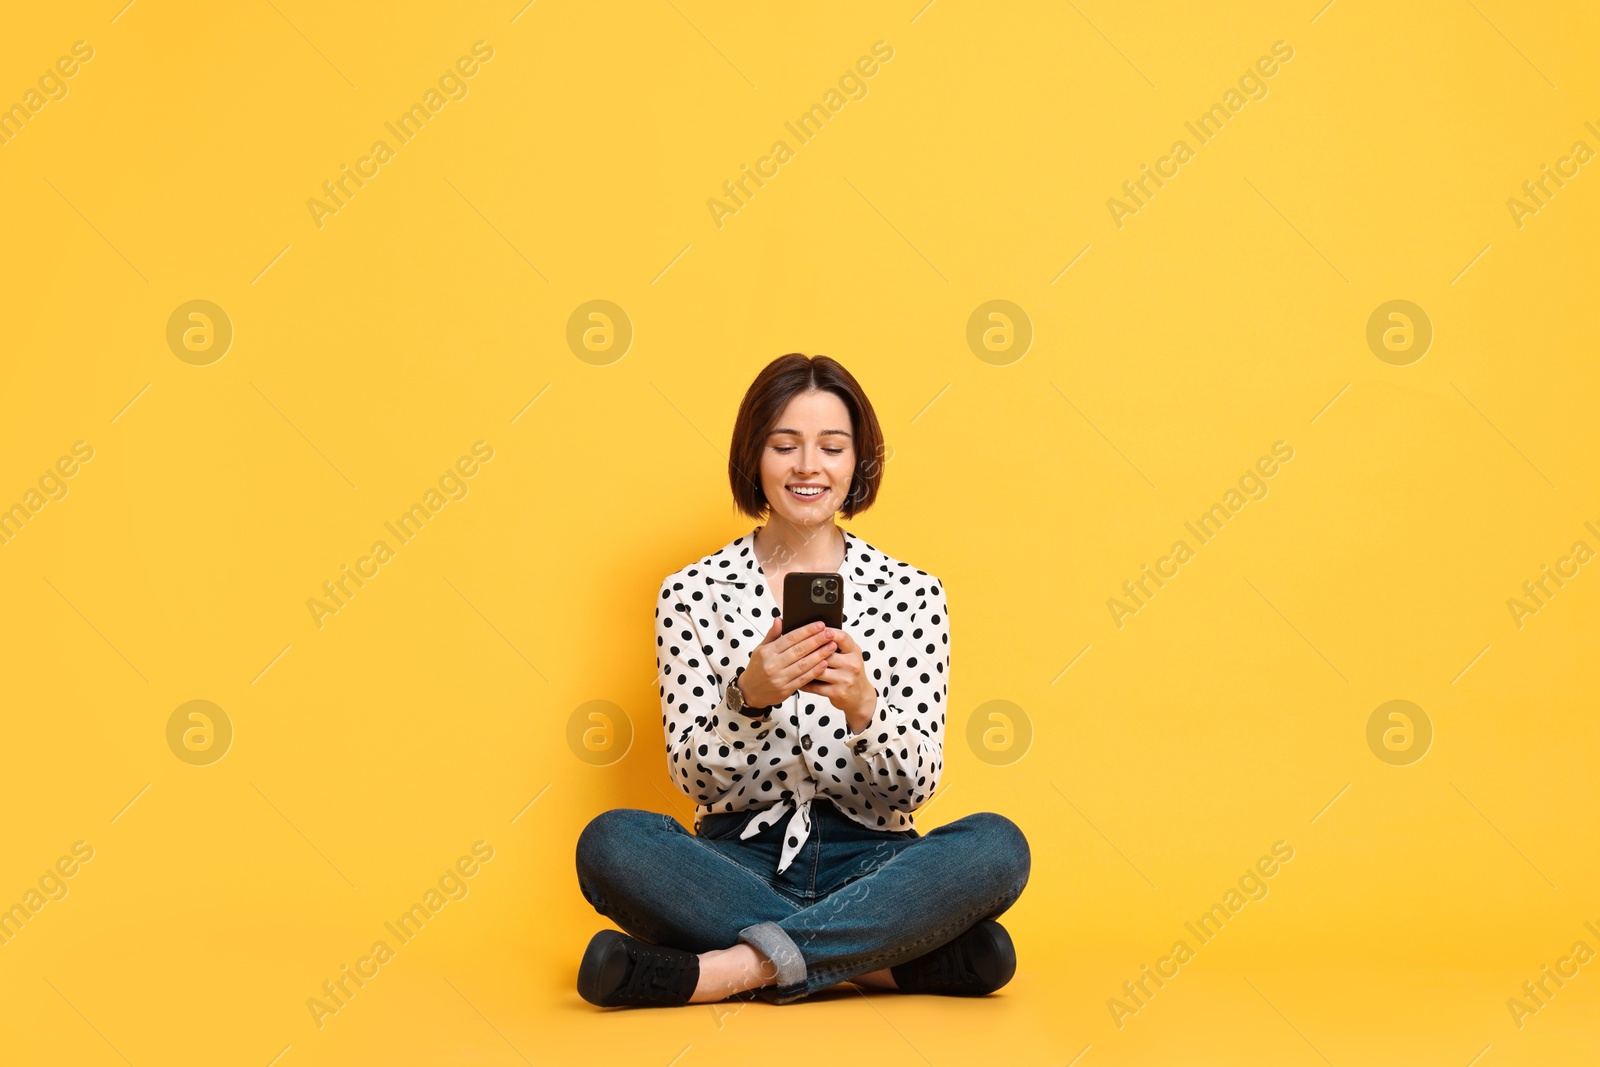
[777,633,838,675]
[786,658,835,695]
[827,628,860,654]
[772,620,828,658]
[779,642,835,685]
[778,628,834,668]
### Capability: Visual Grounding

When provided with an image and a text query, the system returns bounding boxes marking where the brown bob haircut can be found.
[728,353,886,520]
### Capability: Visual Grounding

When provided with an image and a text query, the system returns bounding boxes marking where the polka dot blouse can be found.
[655,526,949,874]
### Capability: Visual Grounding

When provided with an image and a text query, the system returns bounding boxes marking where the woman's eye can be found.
[823,448,845,455]
[772,446,795,453]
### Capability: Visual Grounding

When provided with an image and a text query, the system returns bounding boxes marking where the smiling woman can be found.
[570,353,1031,1009]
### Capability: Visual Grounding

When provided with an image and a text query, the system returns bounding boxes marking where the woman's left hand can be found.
[800,628,878,734]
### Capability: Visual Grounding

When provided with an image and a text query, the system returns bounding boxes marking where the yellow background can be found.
[2,1,1597,1064]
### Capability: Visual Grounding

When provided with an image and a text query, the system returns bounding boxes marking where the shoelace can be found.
[618,942,695,1003]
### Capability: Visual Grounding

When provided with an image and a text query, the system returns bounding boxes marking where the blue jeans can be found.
[574,798,1030,1003]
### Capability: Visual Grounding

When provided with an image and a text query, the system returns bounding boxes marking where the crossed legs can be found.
[575,807,1030,1003]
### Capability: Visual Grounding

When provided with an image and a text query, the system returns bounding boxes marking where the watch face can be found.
[727,684,743,711]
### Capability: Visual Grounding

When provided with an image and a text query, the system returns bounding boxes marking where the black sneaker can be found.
[890,920,1016,996]
[577,929,700,1007]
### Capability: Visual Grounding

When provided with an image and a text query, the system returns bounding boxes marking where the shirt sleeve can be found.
[656,577,775,808]
[844,574,949,813]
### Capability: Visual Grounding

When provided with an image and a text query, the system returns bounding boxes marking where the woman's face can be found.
[759,389,856,526]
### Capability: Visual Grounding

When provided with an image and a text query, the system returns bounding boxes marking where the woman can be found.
[574,353,1030,1007]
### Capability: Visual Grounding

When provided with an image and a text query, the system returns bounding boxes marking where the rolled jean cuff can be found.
[738,921,807,1003]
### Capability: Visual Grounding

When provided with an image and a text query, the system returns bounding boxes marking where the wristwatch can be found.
[725,678,773,717]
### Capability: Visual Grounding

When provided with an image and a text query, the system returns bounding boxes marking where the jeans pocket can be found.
[696,810,752,841]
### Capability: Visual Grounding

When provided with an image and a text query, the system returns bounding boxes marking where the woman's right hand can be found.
[736,617,837,710]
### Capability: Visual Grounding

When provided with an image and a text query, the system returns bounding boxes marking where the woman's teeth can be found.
[788,486,825,498]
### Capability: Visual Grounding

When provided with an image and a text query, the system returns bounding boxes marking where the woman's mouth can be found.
[787,485,828,502]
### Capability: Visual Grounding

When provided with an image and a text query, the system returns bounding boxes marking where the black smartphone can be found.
[782,572,844,635]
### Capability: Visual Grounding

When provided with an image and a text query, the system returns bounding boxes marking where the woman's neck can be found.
[754,516,844,574]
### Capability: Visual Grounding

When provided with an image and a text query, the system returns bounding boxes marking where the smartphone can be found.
[782,572,844,635]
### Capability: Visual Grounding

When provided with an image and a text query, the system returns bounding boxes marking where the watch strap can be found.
[729,679,774,717]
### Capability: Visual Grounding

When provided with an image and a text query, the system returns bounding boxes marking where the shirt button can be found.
[801,735,812,751]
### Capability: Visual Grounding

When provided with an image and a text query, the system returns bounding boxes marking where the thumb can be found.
[761,615,783,643]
